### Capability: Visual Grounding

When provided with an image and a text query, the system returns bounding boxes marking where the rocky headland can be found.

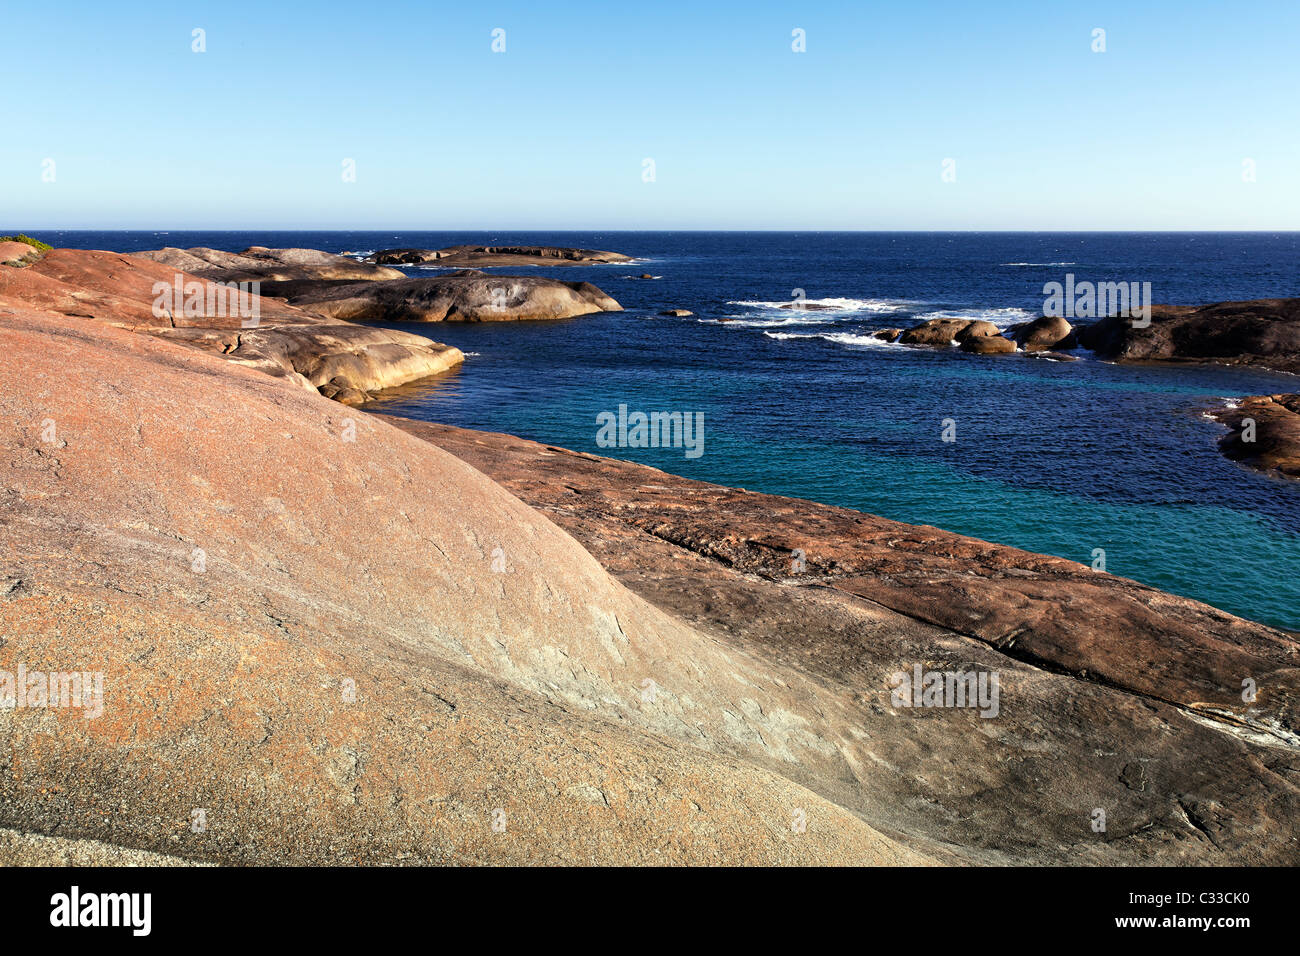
[3,245,1299,866]
[136,245,406,283]
[0,248,463,405]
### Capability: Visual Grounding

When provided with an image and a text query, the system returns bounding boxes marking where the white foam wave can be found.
[729,297,914,314]
[912,307,1034,328]
[764,331,894,349]
[1001,262,1077,267]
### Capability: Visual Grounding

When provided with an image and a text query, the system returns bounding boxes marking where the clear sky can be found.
[3,0,1298,230]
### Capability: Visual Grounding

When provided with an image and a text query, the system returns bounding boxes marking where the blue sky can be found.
[3,0,1298,229]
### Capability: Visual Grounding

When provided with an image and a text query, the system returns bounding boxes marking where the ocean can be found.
[45,230,1300,629]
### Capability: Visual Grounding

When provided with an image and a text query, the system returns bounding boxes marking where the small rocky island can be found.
[367,245,634,267]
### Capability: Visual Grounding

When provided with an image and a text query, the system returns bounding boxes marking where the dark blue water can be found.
[47,231,1300,629]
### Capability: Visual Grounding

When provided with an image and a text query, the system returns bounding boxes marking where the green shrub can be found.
[0,234,53,252]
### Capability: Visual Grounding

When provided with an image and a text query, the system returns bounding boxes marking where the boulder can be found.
[960,333,1017,354]
[954,320,1000,341]
[1015,315,1074,351]
[899,318,972,346]
[659,309,693,317]
[873,328,902,342]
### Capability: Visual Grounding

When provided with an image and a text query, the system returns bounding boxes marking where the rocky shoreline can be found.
[3,243,1299,865]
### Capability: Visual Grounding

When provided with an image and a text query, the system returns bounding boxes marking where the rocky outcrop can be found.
[0,249,462,404]
[386,418,1300,865]
[1212,394,1300,479]
[899,317,1008,348]
[899,317,972,346]
[1012,315,1074,351]
[0,241,42,266]
[0,308,925,866]
[134,246,405,282]
[368,245,633,267]
[954,319,1000,341]
[659,309,693,317]
[5,260,1300,866]
[277,274,623,323]
[1077,298,1300,374]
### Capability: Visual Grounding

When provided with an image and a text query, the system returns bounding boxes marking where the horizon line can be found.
[18,227,1300,234]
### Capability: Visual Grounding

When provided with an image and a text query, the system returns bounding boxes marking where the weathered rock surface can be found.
[659,309,693,317]
[0,249,462,404]
[954,320,1000,341]
[1077,298,1300,374]
[1212,394,1300,479]
[380,417,1300,865]
[278,274,622,323]
[872,328,902,342]
[368,245,633,267]
[134,246,404,282]
[5,265,1300,866]
[0,241,42,266]
[900,318,975,346]
[0,309,925,866]
[960,333,1016,354]
[1012,315,1074,351]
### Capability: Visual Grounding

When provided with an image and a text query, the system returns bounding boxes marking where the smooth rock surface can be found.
[278,274,623,323]
[1077,298,1300,374]
[900,318,972,346]
[386,417,1300,866]
[0,310,923,866]
[134,246,405,282]
[1013,315,1075,351]
[960,333,1017,354]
